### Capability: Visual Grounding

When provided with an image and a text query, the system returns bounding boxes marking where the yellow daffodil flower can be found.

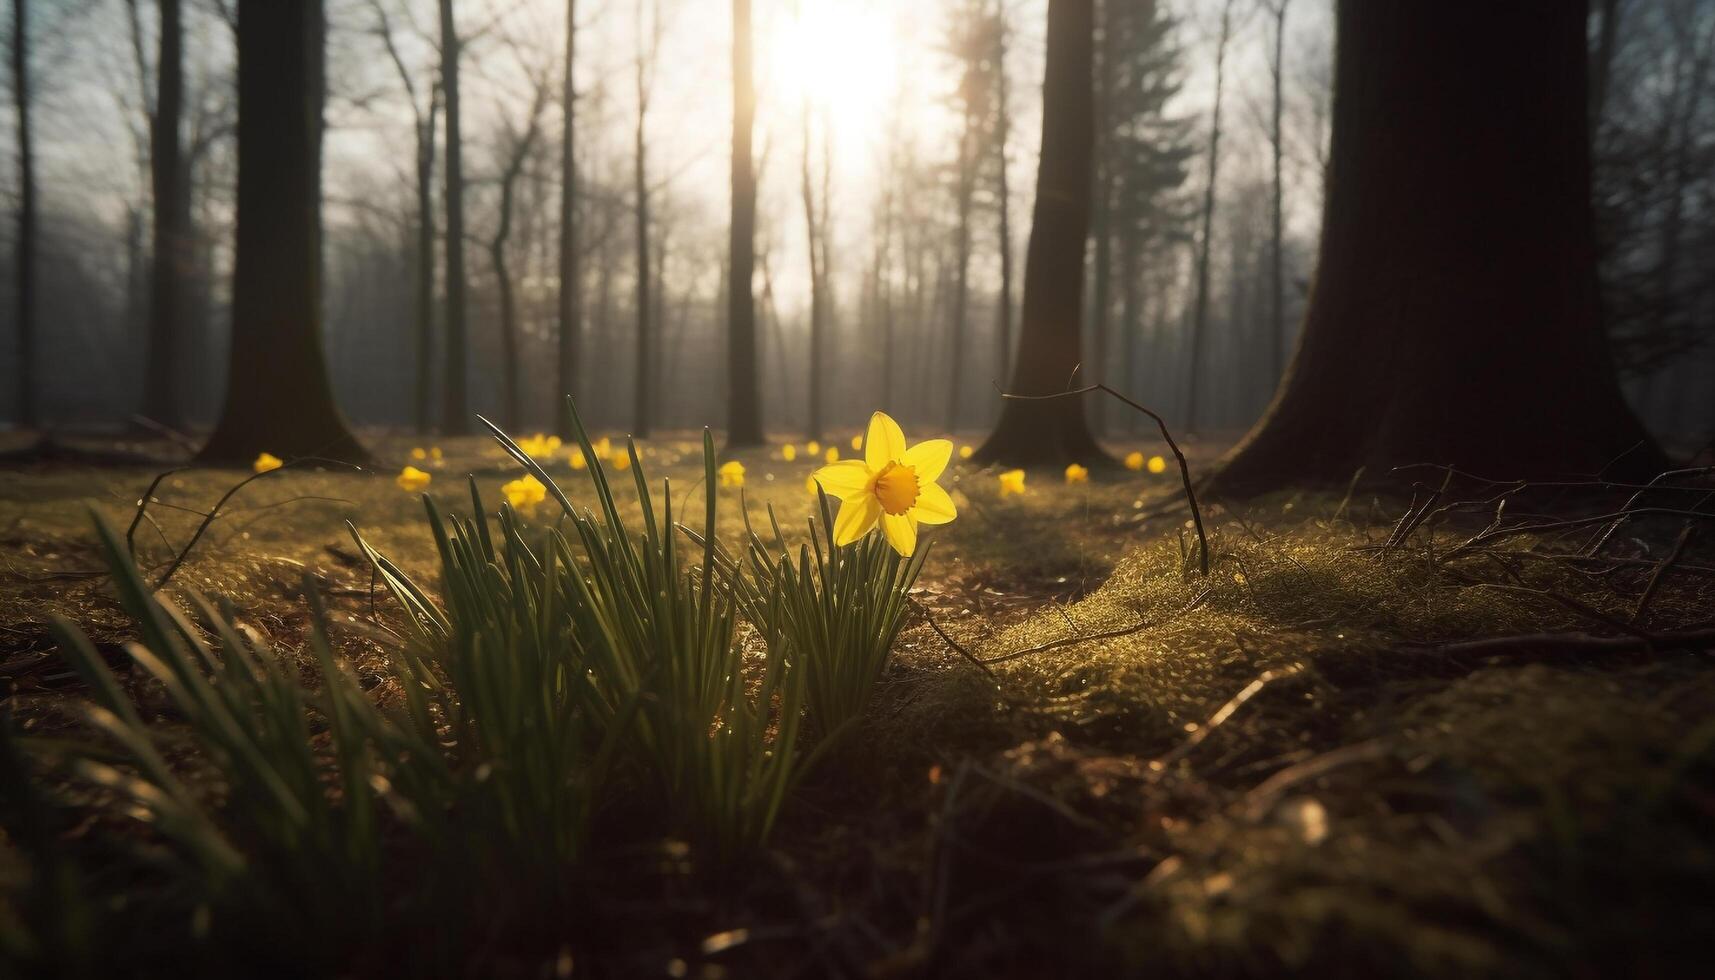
[430,446,443,461]
[1147,455,1167,474]
[718,460,745,487]
[849,434,863,451]
[253,452,283,474]
[1124,451,1144,471]
[810,411,955,557]
[806,440,821,456]
[570,451,587,470]
[958,445,974,460]
[1065,463,1089,485]
[516,433,562,460]
[781,444,797,462]
[592,436,612,458]
[609,451,632,472]
[501,473,547,513]
[397,465,432,492]
[410,447,427,461]
[824,446,840,464]
[998,469,1026,497]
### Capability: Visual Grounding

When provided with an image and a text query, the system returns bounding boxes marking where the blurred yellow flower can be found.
[396,465,432,492]
[998,469,1026,497]
[849,434,863,451]
[781,444,797,462]
[958,445,974,460]
[811,411,956,557]
[718,460,746,487]
[824,447,840,464]
[1147,455,1167,474]
[1124,451,1144,471]
[609,451,632,471]
[806,440,821,456]
[252,452,283,474]
[410,447,428,461]
[1065,463,1089,485]
[501,473,547,513]
[429,446,443,461]
[570,451,587,470]
[516,433,562,460]
[592,436,613,458]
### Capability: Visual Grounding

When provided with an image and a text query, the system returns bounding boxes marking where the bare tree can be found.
[974,0,1105,466]
[1184,0,1236,435]
[725,0,763,446]
[800,100,826,441]
[439,0,469,434]
[557,0,581,436]
[372,0,439,435]
[9,0,34,426]
[994,0,1015,384]
[632,0,659,437]
[133,0,189,430]
[490,72,549,431]
[199,0,364,464]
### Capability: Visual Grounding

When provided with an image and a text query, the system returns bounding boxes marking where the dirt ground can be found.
[2,429,1712,978]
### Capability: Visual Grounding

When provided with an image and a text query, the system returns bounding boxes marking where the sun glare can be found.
[768,2,901,153]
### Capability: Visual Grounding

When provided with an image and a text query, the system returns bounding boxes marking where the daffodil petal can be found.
[865,411,907,469]
[812,459,872,500]
[901,439,953,483]
[833,495,881,546]
[912,482,957,525]
[881,512,917,557]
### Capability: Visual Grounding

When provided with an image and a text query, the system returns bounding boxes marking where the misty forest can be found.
[3,0,1715,976]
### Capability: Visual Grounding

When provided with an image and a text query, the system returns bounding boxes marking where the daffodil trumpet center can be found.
[869,461,920,516]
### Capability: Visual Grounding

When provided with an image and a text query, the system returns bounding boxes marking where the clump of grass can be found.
[708,487,928,744]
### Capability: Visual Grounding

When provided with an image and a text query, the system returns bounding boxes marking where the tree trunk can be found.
[198,0,365,464]
[414,98,437,434]
[557,0,581,437]
[10,0,35,427]
[492,98,542,432]
[994,1,1014,387]
[139,0,187,429]
[800,103,824,442]
[1184,0,1232,435]
[1088,0,1116,436]
[438,0,469,435]
[948,102,975,432]
[725,0,763,447]
[633,6,653,438]
[1269,0,1288,382]
[1209,0,1661,493]
[972,0,1105,467]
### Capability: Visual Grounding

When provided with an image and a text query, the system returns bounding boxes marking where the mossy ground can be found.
[2,430,1712,977]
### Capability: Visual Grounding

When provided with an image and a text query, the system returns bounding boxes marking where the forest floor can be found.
[2,429,1713,978]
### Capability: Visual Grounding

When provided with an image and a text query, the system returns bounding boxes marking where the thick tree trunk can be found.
[1209,1,1661,493]
[724,0,763,447]
[973,0,1105,467]
[198,0,365,464]
[557,0,581,438]
[439,0,469,435]
[140,0,187,429]
[10,0,35,427]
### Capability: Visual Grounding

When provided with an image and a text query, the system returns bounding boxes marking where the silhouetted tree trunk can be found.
[198,0,364,464]
[725,0,763,446]
[800,102,825,442]
[1210,1,1660,492]
[948,95,975,432]
[1268,0,1289,381]
[633,0,655,438]
[491,84,546,431]
[557,0,581,437]
[372,0,437,435]
[973,0,1105,467]
[139,0,188,429]
[994,1,1014,384]
[10,0,35,427]
[1184,0,1233,435]
[439,0,469,435]
[1088,0,1116,435]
